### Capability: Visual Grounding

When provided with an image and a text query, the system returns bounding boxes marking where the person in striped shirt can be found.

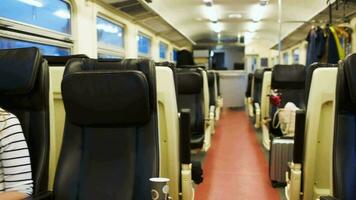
[0,108,33,200]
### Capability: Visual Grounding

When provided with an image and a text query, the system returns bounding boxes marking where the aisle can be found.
[195,109,280,200]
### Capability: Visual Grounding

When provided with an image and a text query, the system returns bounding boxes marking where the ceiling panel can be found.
[146,0,332,47]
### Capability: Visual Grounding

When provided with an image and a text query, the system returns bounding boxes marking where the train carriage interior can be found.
[0,0,356,200]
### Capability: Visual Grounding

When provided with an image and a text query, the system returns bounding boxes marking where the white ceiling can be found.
[146,0,331,47]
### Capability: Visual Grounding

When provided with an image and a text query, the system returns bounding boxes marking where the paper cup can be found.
[149,177,170,200]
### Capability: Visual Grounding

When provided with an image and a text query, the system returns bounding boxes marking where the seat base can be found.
[190,133,205,149]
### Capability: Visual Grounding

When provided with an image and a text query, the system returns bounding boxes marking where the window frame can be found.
[0,0,73,42]
[172,48,178,62]
[292,48,300,64]
[96,14,125,58]
[0,29,72,53]
[159,41,168,60]
[283,52,289,64]
[137,32,152,58]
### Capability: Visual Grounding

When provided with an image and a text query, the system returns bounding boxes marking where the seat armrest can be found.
[179,109,191,165]
[319,196,338,200]
[293,110,306,164]
[26,191,53,200]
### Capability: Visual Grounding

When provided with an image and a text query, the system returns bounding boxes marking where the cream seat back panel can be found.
[156,67,180,200]
[261,72,272,150]
[48,67,65,189]
[202,70,210,120]
[249,76,256,117]
[302,68,337,200]
[201,70,212,151]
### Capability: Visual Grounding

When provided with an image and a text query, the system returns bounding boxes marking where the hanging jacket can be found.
[306,27,326,66]
[327,27,340,64]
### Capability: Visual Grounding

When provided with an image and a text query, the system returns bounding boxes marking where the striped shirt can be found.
[0,109,33,196]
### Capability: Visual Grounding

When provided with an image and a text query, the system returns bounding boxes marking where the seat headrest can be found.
[254,68,271,80]
[177,65,207,70]
[272,64,306,89]
[306,63,337,92]
[307,63,337,74]
[44,55,89,66]
[0,47,42,95]
[177,49,195,66]
[177,72,203,94]
[62,58,155,126]
[155,61,175,67]
[344,54,356,105]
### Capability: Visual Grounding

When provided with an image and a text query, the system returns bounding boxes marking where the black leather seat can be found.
[177,50,195,67]
[253,69,264,106]
[0,47,50,195]
[50,58,159,200]
[253,68,271,108]
[208,71,217,107]
[293,63,337,165]
[245,73,253,98]
[44,55,89,66]
[176,68,205,149]
[305,63,337,105]
[332,54,356,200]
[156,62,204,184]
[216,72,221,96]
[270,64,306,136]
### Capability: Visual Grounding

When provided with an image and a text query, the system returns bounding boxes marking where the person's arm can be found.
[0,113,33,199]
[0,191,27,200]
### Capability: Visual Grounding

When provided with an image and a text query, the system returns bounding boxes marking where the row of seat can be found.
[0,47,223,200]
[245,55,356,200]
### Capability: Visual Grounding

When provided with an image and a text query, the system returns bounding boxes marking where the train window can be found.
[137,33,151,56]
[96,16,124,50]
[159,42,168,59]
[283,52,289,64]
[0,37,70,56]
[173,49,178,62]
[0,0,71,34]
[292,48,300,64]
[275,56,279,65]
[98,53,122,59]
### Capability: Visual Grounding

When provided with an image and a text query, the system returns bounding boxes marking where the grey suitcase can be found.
[269,137,294,187]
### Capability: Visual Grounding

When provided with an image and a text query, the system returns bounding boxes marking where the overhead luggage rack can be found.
[101,0,194,48]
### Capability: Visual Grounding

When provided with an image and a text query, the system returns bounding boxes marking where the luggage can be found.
[272,102,300,136]
[269,137,294,187]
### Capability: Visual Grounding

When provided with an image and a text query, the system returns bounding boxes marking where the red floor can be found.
[195,109,280,200]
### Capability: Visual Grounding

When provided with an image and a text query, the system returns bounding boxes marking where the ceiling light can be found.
[211,21,223,33]
[204,6,218,21]
[216,45,223,50]
[54,9,70,19]
[259,0,270,6]
[251,4,265,22]
[203,0,213,6]
[247,22,260,32]
[228,13,243,19]
[247,26,257,33]
[17,0,43,7]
